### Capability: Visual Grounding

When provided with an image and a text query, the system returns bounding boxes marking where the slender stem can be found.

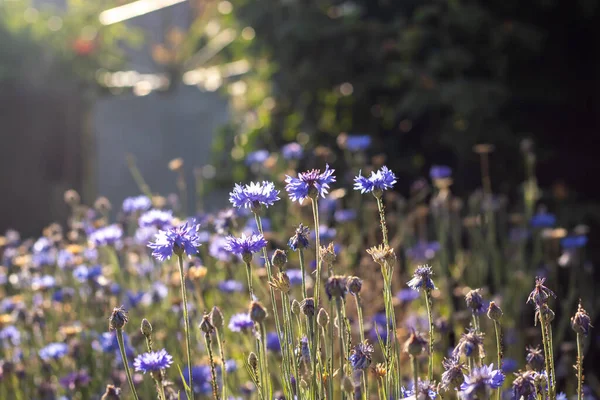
[116,329,140,400]
[177,255,194,400]
[577,332,583,400]
[157,379,167,400]
[425,289,434,381]
[216,329,227,400]
[336,298,347,400]
[355,295,365,343]
[493,321,502,400]
[244,261,254,300]
[308,316,318,399]
[539,314,553,399]
[204,333,220,400]
[411,355,419,396]
[259,322,271,398]
[547,322,557,399]
[376,196,389,246]
[311,198,322,311]
[299,249,308,300]
[329,302,335,400]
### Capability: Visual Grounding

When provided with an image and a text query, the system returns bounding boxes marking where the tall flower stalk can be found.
[109,307,140,400]
[572,301,592,400]
[487,302,503,400]
[177,254,195,400]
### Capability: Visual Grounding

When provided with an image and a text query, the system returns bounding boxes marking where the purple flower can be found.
[353,166,397,194]
[59,370,91,390]
[245,150,269,165]
[229,181,280,210]
[228,313,254,332]
[397,288,420,303]
[209,236,233,262]
[133,349,173,373]
[223,233,267,256]
[349,341,374,370]
[266,332,281,352]
[282,142,304,160]
[218,280,244,293]
[285,164,336,203]
[512,371,537,400]
[430,165,452,180]
[183,364,220,395]
[39,342,69,361]
[407,265,436,291]
[0,325,20,347]
[344,134,372,151]
[122,195,151,214]
[401,380,438,399]
[286,269,305,286]
[147,220,202,261]
[334,209,356,223]
[288,224,310,251]
[527,276,556,308]
[561,235,588,249]
[406,241,440,261]
[441,357,465,390]
[139,209,173,229]
[459,364,505,399]
[89,225,123,247]
[530,212,556,228]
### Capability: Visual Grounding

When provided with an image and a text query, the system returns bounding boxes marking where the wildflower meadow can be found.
[0,139,595,400]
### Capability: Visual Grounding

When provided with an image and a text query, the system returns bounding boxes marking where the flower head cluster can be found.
[285,164,336,203]
[459,364,504,400]
[138,209,173,229]
[229,181,280,210]
[89,225,123,247]
[349,341,374,370]
[133,349,173,373]
[512,371,537,400]
[441,357,466,390]
[147,220,201,261]
[288,224,310,251]
[353,166,396,195]
[228,313,254,333]
[527,277,556,308]
[224,233,267,260]
[122,195,151,214]
[571,301,592,336]
[453,329,486,360]
[407,265,436,291]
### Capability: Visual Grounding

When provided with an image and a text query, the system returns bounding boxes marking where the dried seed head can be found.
[465,289,485,314]
[366,244,396,266]
[403,330,427,356]
[487,301,503,321]
[199,313,215,334]
[100,385,121,400]
[291,299,301,315]
[325,275,347,300]
[320,243,337,265]
[269,272,291,294]
[108,306,128,331]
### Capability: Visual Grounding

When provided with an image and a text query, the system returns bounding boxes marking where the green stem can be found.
[116,329,140,400]
[376,196,389,246]
[244,261,254,300]
[493,321,502,400]
[216,329,227,400]
[336,298,347,400]
[311,198,322,312]
[259,322,271,398]
[577,332,583,400]
[177,255,194,400]
[425,289,434,381]
[205,333,221,400]
[411,355,419,396]
[299,249,308,300]
[539,314,553,399]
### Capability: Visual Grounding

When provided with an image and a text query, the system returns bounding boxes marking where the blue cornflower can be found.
[133,349,173,373]
[561,235,588,249]
[396,288,420,303]
[183,365,221,395]
[407,265,436,291]
[218,280,244,293]
[501,358,518,373]
[334,209,357,223]
[353,166,397,195]
[527,276,556,308]
[73,264,103,283]
[223,233,267,260]
[209,236,233,262]
[530,212,556,228]
[31,275,56,291]
[139,209,173,229]
[33,237,53,253]
[430,165,452,180]
[122,195,151,214]
[266,332,281,353]
[0,325,20,347]
[344,134,372,151]
[245,150,269,165]
[147,220,202,262]
[459,364,505,399]
[406,241,441,261]
[229,181,280,210]
[281,142,304,160]
[311,225,337,243]
[59,370,91,390]
[89,225,123,247]
[465,289,487,315]
[228,313,254,333]
[288,224,310,251]
[287,269,305,286]
[39,342,69,361]
[349,341,374,370]
[557,393,567,400]
[401,380,438,399]
[285,164,336,203]
[512,371,537,400]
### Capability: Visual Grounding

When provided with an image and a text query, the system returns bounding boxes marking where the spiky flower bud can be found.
[199,313,215,334]
[366,244,396,266]
[271,249,288,270]
[403,330,427,356]
[141,319,152,338]
[210,306,224,328]
[317,308,330,328]
[300,298,315,317]
[571,301,592,336]
[320,243,336,265]
[525,346,544,371]
[346,276,362,295]
[249,301,268,323]
[291,299,301,315]
[487,301,503,321]
[109,306,128,331]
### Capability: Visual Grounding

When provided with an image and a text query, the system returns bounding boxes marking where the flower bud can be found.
[300,298,315,317]
[94,196,112,213]
[487,301,503,321]
[346,276,362,295]
[242,252,253,264]
[571,301,592,336]
[200,314,215,334]
[210,306,224,328]
[101,385,121,400]
[403,331,427,356]
[109,306,128,330]
[325,275,347,300]
[271,249,288,270]
[249,301,268,324]
[248,352,258,371]
[525,346,544,371]
[141,319,152,338]
[317,308,329,328]
[291,299,301,315]
[465,288,485,314]
[64,189,80,206]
